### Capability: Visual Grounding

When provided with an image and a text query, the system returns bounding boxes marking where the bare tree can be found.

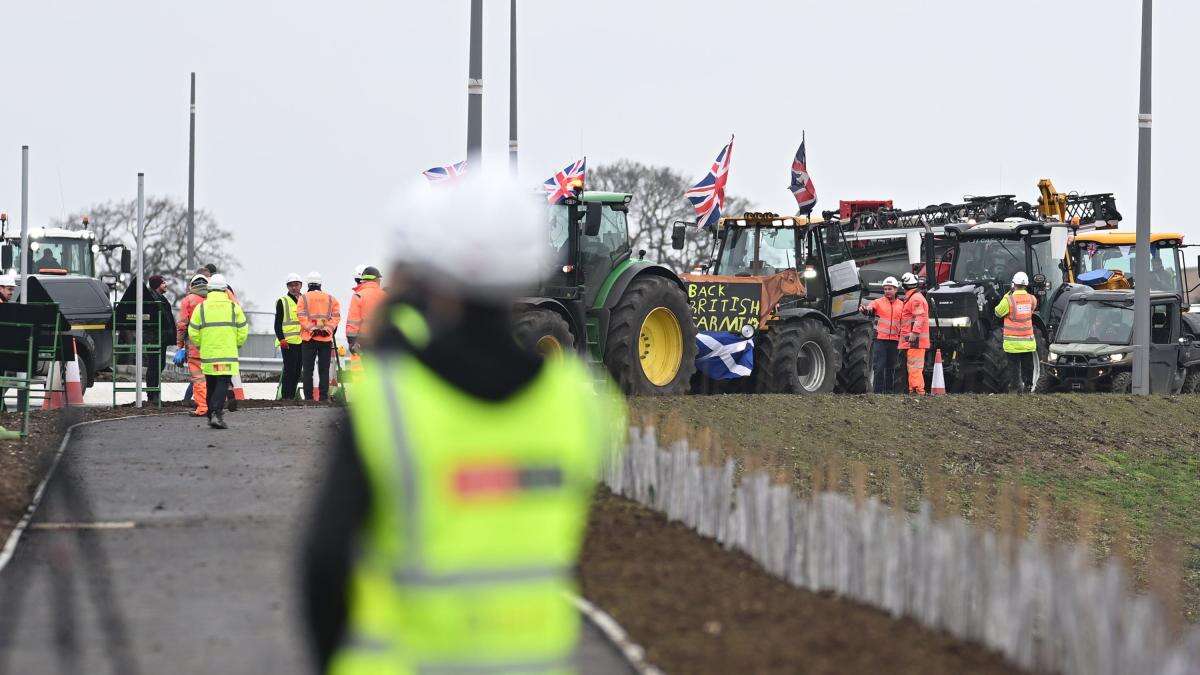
[591,160,752,273]
[53,197,238,304]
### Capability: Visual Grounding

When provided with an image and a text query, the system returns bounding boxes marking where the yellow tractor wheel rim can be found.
[638,307,683,387]
[535,335,563,358]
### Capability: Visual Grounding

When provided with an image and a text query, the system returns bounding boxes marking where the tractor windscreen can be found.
[1056,300,1134,344]
[547,205,572,261]
[1077,243,1181,294]
[14,237,95,276]
[718,227,796,276]
[951,238,1025,285]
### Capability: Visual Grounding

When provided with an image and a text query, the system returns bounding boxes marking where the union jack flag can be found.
[423,160,468,184]
[789,136,817,215]
[685,136,734,229]
[544,158,587,204]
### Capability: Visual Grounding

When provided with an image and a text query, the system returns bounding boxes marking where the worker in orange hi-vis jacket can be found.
[345,266,386,371]
[896,272,931,395]
[176,274,210,416]
[297,271,342,401]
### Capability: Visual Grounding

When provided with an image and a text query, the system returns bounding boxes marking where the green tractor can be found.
[513,191,697,395]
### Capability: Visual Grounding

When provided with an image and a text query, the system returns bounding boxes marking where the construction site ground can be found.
[632,393,1200,625]
[2,393,1196,673]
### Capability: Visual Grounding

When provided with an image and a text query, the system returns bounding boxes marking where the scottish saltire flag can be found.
[695,331,754,380]
[789,135,817,215]
[544,158,587,204]
[685,136,734,228]
[423,160,468,184]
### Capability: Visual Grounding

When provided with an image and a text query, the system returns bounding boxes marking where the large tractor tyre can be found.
[835,322,874,394]
[604,276,697,395]
[1182,368,1200,394]
[756,319,840,394]
[976,327,1012,393]
[1111,371,1133,394]
[513,308,575,359]
[1031,328,1051,394]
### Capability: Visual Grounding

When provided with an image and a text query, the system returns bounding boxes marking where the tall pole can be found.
[508,0,518,174]
[187,72,196,271]
[135,173,145,408]
[19,146,29,305]
[467,0,483,167]
[1132,0,1153,395]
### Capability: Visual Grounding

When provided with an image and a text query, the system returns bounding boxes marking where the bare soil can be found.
[580,488,1023,675]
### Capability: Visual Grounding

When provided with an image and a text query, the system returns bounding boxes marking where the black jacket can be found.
[299,301,542,671]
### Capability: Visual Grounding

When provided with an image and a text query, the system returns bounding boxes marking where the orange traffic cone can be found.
[231,373,246,402]
[931,349,947,396]
[64,341,85,406]
[42,362,66,410]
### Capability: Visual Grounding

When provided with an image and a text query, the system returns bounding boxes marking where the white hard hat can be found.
[208,274,228,291]
[882,276,899,288]
[1012,271,1030,286]
[306,271,322,285]
[0,273,16,287]
[353,264,367,279]
[395,171,552,296]
[286,272,302,284]
[901,272,919,288]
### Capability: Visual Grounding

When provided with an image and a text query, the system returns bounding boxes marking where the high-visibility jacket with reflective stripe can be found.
[346,281,386,341]
[330,352,625,675]
[280,294,302,345]
[187,291,248,375]
[898,289,930,350]
[866,296,904,341]
[298,290,341,342]
[995,290,1038,353]
[177,291,206,354]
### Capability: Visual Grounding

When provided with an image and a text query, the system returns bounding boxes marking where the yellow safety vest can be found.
[280,294,302,345]
[186,291,248,375]
[329,351,624,675]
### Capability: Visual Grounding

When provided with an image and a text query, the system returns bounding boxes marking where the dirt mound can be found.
[580,489,1023,674]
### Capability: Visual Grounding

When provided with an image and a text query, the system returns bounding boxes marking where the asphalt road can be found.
[0,409,633,675]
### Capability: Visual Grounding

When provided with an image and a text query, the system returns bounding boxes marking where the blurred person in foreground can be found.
[301,176,624,674]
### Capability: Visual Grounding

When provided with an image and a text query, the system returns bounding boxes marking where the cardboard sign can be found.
[682,276,762,333]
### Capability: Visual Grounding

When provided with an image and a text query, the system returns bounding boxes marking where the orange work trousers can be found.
[187,350,208,415]
[905,347,926,395]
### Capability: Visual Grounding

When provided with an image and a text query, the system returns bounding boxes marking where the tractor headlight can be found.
[1109,352,1128,363]
[1047,351,1059,363]
[802,266,818,279]
[740,324,756,339]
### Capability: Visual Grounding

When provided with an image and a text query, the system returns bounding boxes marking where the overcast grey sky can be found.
[3,0,1198,309]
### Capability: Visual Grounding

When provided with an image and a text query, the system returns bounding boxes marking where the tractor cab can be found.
[1070,231,1186,298]
[543,191,633,307]
[1044,289,1200,393]
[686,212,862,329]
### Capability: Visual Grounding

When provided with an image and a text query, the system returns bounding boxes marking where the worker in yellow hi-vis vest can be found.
[995,271,1039,393]
[300,184,625,675]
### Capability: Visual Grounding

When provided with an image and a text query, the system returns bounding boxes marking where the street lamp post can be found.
[467,0,483,167]
[509,0,518,174]
[1132,0,1153,394]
